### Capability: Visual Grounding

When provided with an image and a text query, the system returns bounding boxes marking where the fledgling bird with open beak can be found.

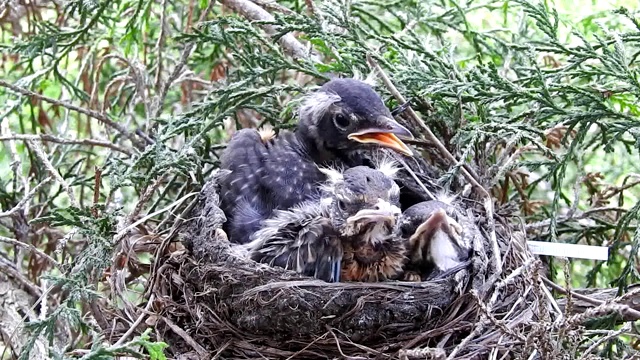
[247,161,407,283]
[219,78,414,244]
[397,194,476,281]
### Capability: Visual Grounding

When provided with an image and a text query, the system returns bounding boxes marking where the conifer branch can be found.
[0,134,134,156]
[219,0,315,60]
[0,79,147,148]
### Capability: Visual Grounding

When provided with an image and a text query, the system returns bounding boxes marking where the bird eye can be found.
[333,113,350,130]
[338,200,347,211]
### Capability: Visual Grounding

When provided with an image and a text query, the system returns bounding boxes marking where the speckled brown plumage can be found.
[341,231,407,282]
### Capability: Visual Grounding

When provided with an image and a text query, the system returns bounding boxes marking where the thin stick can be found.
[114,191,199,240]
[113,294,155,347]
[153,0,216,118]
[366,54,501,275]
[365,54,484,193]
[0,235,61,269]
[0,177,52,218]
[154,0,169,94]
[396,157,435,200]
[0,79,145,148]
[219,0,314,60]
[28,140,80,208]
[579,324,630,360]
[0,134,133,156]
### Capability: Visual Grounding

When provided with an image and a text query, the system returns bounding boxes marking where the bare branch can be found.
[553,283,640,322]
[220,0,313,60]
[153,1,216,118]
[365,54,502,277]
[0,79,146,148]
[365,54,485,194]
[252,0,296,15]
[0,177,53,219]
[0,235,61,270]
[27,140,80,208]
[0,134,134,156]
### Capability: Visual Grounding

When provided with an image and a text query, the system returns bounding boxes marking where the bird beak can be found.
[347,199,401,226]
[409,209,462,245]
[410,209,448,243]
[347,117,414,156]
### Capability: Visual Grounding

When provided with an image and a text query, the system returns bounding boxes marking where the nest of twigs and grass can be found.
[3,1,640,359]
[104,126,560,359]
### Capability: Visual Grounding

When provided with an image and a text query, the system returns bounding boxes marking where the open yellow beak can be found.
[347,116,414,156]
[348,132,413,156]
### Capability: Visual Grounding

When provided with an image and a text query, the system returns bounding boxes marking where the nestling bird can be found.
[397,195,476,281]
[247,162,407,283]
[219,78,414,244]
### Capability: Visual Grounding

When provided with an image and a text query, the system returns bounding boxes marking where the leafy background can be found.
[0,0,639,358]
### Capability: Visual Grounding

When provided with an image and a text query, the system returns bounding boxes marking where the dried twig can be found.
[153,0,216,118]
[0,235,61,269]
[0,79,146,148]
[365,55,484,192]
[0,134,133,156]
[366,54,502,277]
[579,323,631,360]
[113,295,156,346]
[27,140,80,208]
[0,177,52,218]
[219,0,315,60]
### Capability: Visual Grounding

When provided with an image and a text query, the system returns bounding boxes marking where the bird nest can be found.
[142,152,552,359]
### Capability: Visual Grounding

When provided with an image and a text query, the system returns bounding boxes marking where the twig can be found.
[153,0,216,118]
[0,79,146,148]
[526,206,628,230]
[396,157,435,200]
[565,302,640,325]
[0,134,133,156]
[28,140,80,208]
[39,278,48,321]
[579,323,631,360]
[162,316,208,357]
[131,174,169,221]
[154,0,169,94]
[219,0,315,60]
[113,294,155,346]
[0,257,42,299]
[1,120,29,201]
[0,176,52,218]
[114,191,199,242]
[470,289,527,342]
[366,54,502,276]
[0,235,61,269]
[365,54,484,193]
[252,0,296,15]
[93,167,102,208]
[447,259,536,360]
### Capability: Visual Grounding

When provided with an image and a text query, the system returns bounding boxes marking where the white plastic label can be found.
[527,241,609,261]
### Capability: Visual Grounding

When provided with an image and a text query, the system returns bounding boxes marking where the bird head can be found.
[318,163,402,239]
[399,199,472,275]
[297,78,414,158]
[399,200,458,240]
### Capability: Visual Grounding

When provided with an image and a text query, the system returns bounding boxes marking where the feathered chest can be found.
[340,225,407,282]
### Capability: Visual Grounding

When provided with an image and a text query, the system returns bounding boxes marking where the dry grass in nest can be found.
[92,147,640,360]
[99,149,640,359]
[117,155,560,359]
